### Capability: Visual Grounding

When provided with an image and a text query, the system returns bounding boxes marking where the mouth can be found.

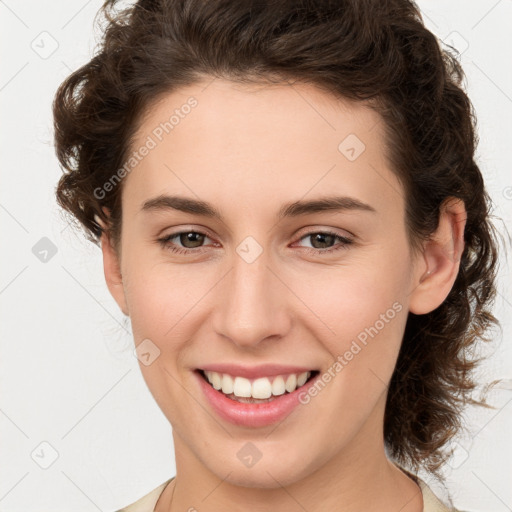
[196,368,320,404]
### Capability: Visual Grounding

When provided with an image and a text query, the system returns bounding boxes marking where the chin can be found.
[220,467,306,490]
[200,445,320,490]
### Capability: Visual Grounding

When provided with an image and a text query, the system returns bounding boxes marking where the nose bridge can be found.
[213,242,289,347]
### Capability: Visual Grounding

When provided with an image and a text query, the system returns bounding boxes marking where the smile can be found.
[194,367,321,427]
[200,369,318,402]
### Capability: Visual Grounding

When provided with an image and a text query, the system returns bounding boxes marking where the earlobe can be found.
[97,209,129,317]
[409,197,466,315]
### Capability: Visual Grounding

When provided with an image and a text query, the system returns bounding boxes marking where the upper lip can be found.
[198,363,317,380]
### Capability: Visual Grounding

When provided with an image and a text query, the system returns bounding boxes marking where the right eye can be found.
[157,230,215,254]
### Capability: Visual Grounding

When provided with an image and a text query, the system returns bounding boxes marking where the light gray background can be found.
[1,1,511,511]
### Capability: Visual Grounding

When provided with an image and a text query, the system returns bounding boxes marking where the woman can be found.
[53,0,500,510]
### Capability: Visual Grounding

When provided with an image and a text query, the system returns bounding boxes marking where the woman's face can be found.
[105,79,428,487]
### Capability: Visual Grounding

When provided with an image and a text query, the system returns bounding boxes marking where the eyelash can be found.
[157,229,353,256]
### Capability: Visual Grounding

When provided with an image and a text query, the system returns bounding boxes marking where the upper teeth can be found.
[204,371,312,399]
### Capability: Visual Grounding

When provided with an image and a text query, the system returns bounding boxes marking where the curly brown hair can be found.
[53,0,501,481]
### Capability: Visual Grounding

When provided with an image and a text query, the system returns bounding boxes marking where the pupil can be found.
[312,233,334,249]
[181,232,204,248]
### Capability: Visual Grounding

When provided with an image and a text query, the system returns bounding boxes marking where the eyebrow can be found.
[140,194,377,220]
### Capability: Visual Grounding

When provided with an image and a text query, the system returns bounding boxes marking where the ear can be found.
[408,197,466,315]
[96,208,129,317]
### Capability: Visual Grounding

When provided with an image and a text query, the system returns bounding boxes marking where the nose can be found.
[212,246,291,349]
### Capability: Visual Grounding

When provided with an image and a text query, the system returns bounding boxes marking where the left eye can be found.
[294,231,353,252]
[157,230,353,255]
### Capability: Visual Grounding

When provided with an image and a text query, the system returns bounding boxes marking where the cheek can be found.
[122,265,196,414]
[294,255,409,336]
[122,261,191,344]
[125,281,168,340]
[291,253,411,386]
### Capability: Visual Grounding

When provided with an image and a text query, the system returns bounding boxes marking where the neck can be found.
[157,400,423,512]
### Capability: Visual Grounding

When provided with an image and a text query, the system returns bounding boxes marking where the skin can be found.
[100,78,466,511]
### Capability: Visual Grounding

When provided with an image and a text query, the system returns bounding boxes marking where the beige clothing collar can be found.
[118,463,459,512]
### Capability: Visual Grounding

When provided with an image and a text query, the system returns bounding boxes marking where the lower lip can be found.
[195,370,320,428]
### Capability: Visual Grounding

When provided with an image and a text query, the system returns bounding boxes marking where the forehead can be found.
[124,79,404,221]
